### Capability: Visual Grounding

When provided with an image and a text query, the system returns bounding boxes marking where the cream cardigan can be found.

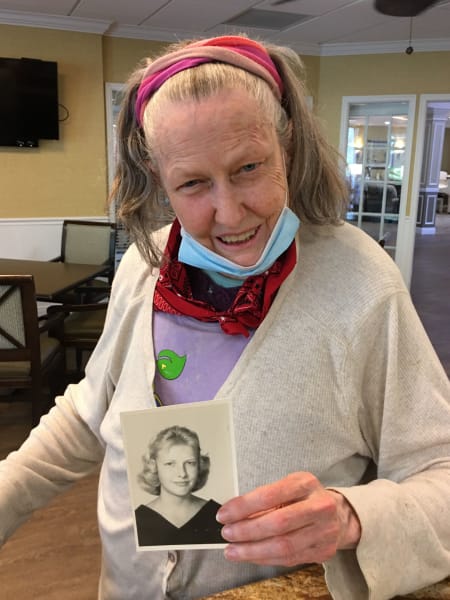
[1,222,450,600]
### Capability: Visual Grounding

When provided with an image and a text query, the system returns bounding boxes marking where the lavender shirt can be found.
[153,311,253,405]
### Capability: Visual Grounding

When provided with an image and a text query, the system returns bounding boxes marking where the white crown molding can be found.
[0,9,111,34]
[1,10,449,56]
[104,23,191,42]
[320,37,450,56]
[91,26,450,56]
[276,40,320,56]
[105,24,323,56]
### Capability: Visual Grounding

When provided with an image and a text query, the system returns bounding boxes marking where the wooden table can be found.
[0,258,110,301]
[200,564,450,599]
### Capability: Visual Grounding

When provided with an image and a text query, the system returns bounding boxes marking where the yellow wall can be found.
[0,25,107,218]
[317,51,450,148]
[0,26,323,219]
[298,54,320,101]
[317,51,450,214]
[102,37,168,83]
[1,23,450,220]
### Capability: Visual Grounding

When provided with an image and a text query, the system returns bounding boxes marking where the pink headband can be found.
[135,36,284,125]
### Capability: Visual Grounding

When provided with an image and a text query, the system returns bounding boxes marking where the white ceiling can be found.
[0,0,450,55]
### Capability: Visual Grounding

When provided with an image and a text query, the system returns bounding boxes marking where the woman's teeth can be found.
[219,228,257,244]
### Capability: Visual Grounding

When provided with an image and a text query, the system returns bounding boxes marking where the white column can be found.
[417,107,448,233]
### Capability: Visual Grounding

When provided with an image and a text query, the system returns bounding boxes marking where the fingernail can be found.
[216,508,228,523]
[221,525,232,540]
[224,545,239,561]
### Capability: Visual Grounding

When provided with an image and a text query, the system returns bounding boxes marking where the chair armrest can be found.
[73,283,111,293]
[47,302,109,316]
[38,317,56,333]
[46,302,108,340]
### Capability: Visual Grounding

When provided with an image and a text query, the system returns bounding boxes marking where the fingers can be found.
[221,491,337,543]
[216,473,351,567]
[217,472,319,525]
[222,502,307,542]
[223,521,339,567]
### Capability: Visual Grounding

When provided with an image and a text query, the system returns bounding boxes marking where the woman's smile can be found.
[217,225,260,245]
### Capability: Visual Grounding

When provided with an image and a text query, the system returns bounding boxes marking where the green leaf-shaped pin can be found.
[157,349,187,380]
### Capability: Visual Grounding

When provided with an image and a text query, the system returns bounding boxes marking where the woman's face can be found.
[155,443,199,497]
[151,87,287,267]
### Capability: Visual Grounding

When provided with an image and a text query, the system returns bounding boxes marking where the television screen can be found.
[0,57,59,147]
[0,58,21,146]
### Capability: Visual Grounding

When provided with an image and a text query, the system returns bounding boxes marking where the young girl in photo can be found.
[135,426,223,546]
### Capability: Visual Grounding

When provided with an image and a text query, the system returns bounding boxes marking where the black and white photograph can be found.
[120,400,238,551]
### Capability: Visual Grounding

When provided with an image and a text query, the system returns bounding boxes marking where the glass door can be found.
[341,97,415,263]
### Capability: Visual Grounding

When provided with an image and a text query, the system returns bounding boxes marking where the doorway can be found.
[409,95,450,376]
[339,95,416,273]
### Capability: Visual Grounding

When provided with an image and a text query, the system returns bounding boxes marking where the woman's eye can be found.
[240,162,258,173]
[180,179,201,189]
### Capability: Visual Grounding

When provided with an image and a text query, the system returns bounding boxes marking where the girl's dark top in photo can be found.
[135,499,223,546]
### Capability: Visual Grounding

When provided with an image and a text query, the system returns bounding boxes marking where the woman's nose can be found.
[211,182,246,227]
[177,464,188,477]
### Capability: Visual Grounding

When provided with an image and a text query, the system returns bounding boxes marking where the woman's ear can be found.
[149,458,157,473]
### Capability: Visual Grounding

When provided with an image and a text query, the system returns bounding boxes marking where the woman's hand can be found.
[216,472,361,567]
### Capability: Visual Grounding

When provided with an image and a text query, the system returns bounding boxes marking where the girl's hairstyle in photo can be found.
[138,425,211,496]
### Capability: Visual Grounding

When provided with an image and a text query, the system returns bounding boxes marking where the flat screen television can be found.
[0,57,59,147]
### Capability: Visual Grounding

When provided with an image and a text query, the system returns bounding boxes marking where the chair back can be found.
[61,220,115,266]
[0,275,65,425]
[47,302,107,381]
[0,275,41,386]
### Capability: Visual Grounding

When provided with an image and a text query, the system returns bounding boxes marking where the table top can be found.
[0,258,110,301]
[199,564,450,600]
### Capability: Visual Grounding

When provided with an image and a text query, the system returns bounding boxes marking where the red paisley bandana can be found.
[154,220,296,337]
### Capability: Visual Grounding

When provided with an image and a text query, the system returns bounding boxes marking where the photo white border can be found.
[120,399,238,551]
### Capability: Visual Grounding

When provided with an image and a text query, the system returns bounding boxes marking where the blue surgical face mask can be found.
[178,205,300,284]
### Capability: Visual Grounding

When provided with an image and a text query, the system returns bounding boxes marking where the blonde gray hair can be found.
[110,38,348,268]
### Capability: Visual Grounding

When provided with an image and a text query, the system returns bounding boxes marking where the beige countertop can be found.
[199,564,450,600]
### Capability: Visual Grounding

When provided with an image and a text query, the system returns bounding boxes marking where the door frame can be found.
[339,95,416,284]
[402,93,450,287]
[105,82,125,221]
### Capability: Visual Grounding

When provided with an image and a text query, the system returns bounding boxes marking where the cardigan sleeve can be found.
[0,244,147,547]
[324,289,450,599]
[0,392,105,545]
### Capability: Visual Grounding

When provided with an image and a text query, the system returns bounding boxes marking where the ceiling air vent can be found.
[223,9,311,31]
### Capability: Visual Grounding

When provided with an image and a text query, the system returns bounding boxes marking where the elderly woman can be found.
[135,425,223,546]
[0,34,449,600]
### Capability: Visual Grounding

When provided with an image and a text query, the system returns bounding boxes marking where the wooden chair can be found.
[0,275,65,426]
[52,220,115,303]
[47,302,108,382]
